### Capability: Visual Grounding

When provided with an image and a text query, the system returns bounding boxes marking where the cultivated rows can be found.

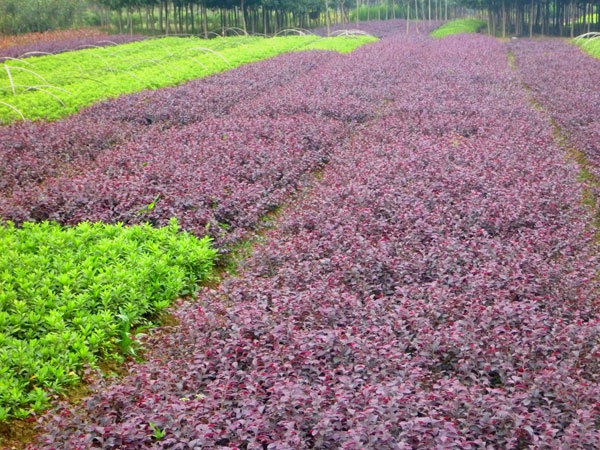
[510,38,600,177]
[29,28,600,448]
[0,50,352,247]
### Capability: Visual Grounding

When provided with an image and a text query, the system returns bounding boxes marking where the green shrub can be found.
[0,218,216,420]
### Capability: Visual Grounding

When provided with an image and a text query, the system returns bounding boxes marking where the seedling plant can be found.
[0,218,216,420]
[0,34,377,123]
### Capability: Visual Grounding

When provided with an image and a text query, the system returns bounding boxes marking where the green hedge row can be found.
[0,34,377,123]
[0,218,216,420]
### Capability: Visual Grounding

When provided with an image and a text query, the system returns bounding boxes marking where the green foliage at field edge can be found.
[430,18,488,38]
[0,34,377,124]
[575,34,600,58]
[0,218,216,421]
[301,34,378,53]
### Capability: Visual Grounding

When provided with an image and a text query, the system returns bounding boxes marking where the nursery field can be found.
[1,19,600,448]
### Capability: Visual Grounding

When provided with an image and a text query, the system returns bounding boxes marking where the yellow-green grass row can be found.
[430,18,487,38]
[0,34,377,123]
[575,32,600,58]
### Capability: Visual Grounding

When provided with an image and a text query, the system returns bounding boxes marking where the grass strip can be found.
[0,218,216,421]
[574,32,600,58]
[430,18,487,38]
[0,34,377,123]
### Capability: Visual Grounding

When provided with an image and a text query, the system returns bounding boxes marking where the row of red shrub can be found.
[510,38,600,182]
[0,50,351,248]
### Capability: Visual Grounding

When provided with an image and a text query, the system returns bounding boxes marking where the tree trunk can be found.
[164,1,170,35]
[414,0,419,31]
[158,1,163,33]
[127,8,133,35]
[263,7,267,35]
[501,0,506,38]
[117,8,123,34]
[529,0,534,37]
[138,6,143,31]
[240,0,247,33]
[569,0,575,38]
[189,3,194,33]
[325,0,331,36]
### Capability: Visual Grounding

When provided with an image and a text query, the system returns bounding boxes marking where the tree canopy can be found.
[467,0,599,36]
[1,0,595,37]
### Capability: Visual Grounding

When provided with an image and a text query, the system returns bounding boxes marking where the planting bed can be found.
[0,33,378,428]
[430,18,487,38]
[0,219,216,420]
[0,37,386,247]
[510,38,600,179]
[0,34,375,123]
[1,20,599,449]
[0,50,336,202]
[576,35,600,59]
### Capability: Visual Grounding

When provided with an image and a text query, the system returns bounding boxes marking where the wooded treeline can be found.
[0,0,89,35]
[0,0,466,36]
[468,0,600,36]
[95,0,330,35]
[93,0,600,36]
[92,0,464,36]
[0,0,597,37]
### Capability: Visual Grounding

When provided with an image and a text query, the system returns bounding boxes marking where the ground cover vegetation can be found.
[430,17,486,37]
[0,31,377,429]
[0,29,122,54]
[510,37,600,176]
[0,219,216,422]
[7,19,598,448]
[0,33,146,63]
[0,33,376,123]
[575,32,600,60]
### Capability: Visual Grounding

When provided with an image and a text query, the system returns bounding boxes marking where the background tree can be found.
[0,0,89,35]
[463,0,600,36]
[3,0,594,37]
